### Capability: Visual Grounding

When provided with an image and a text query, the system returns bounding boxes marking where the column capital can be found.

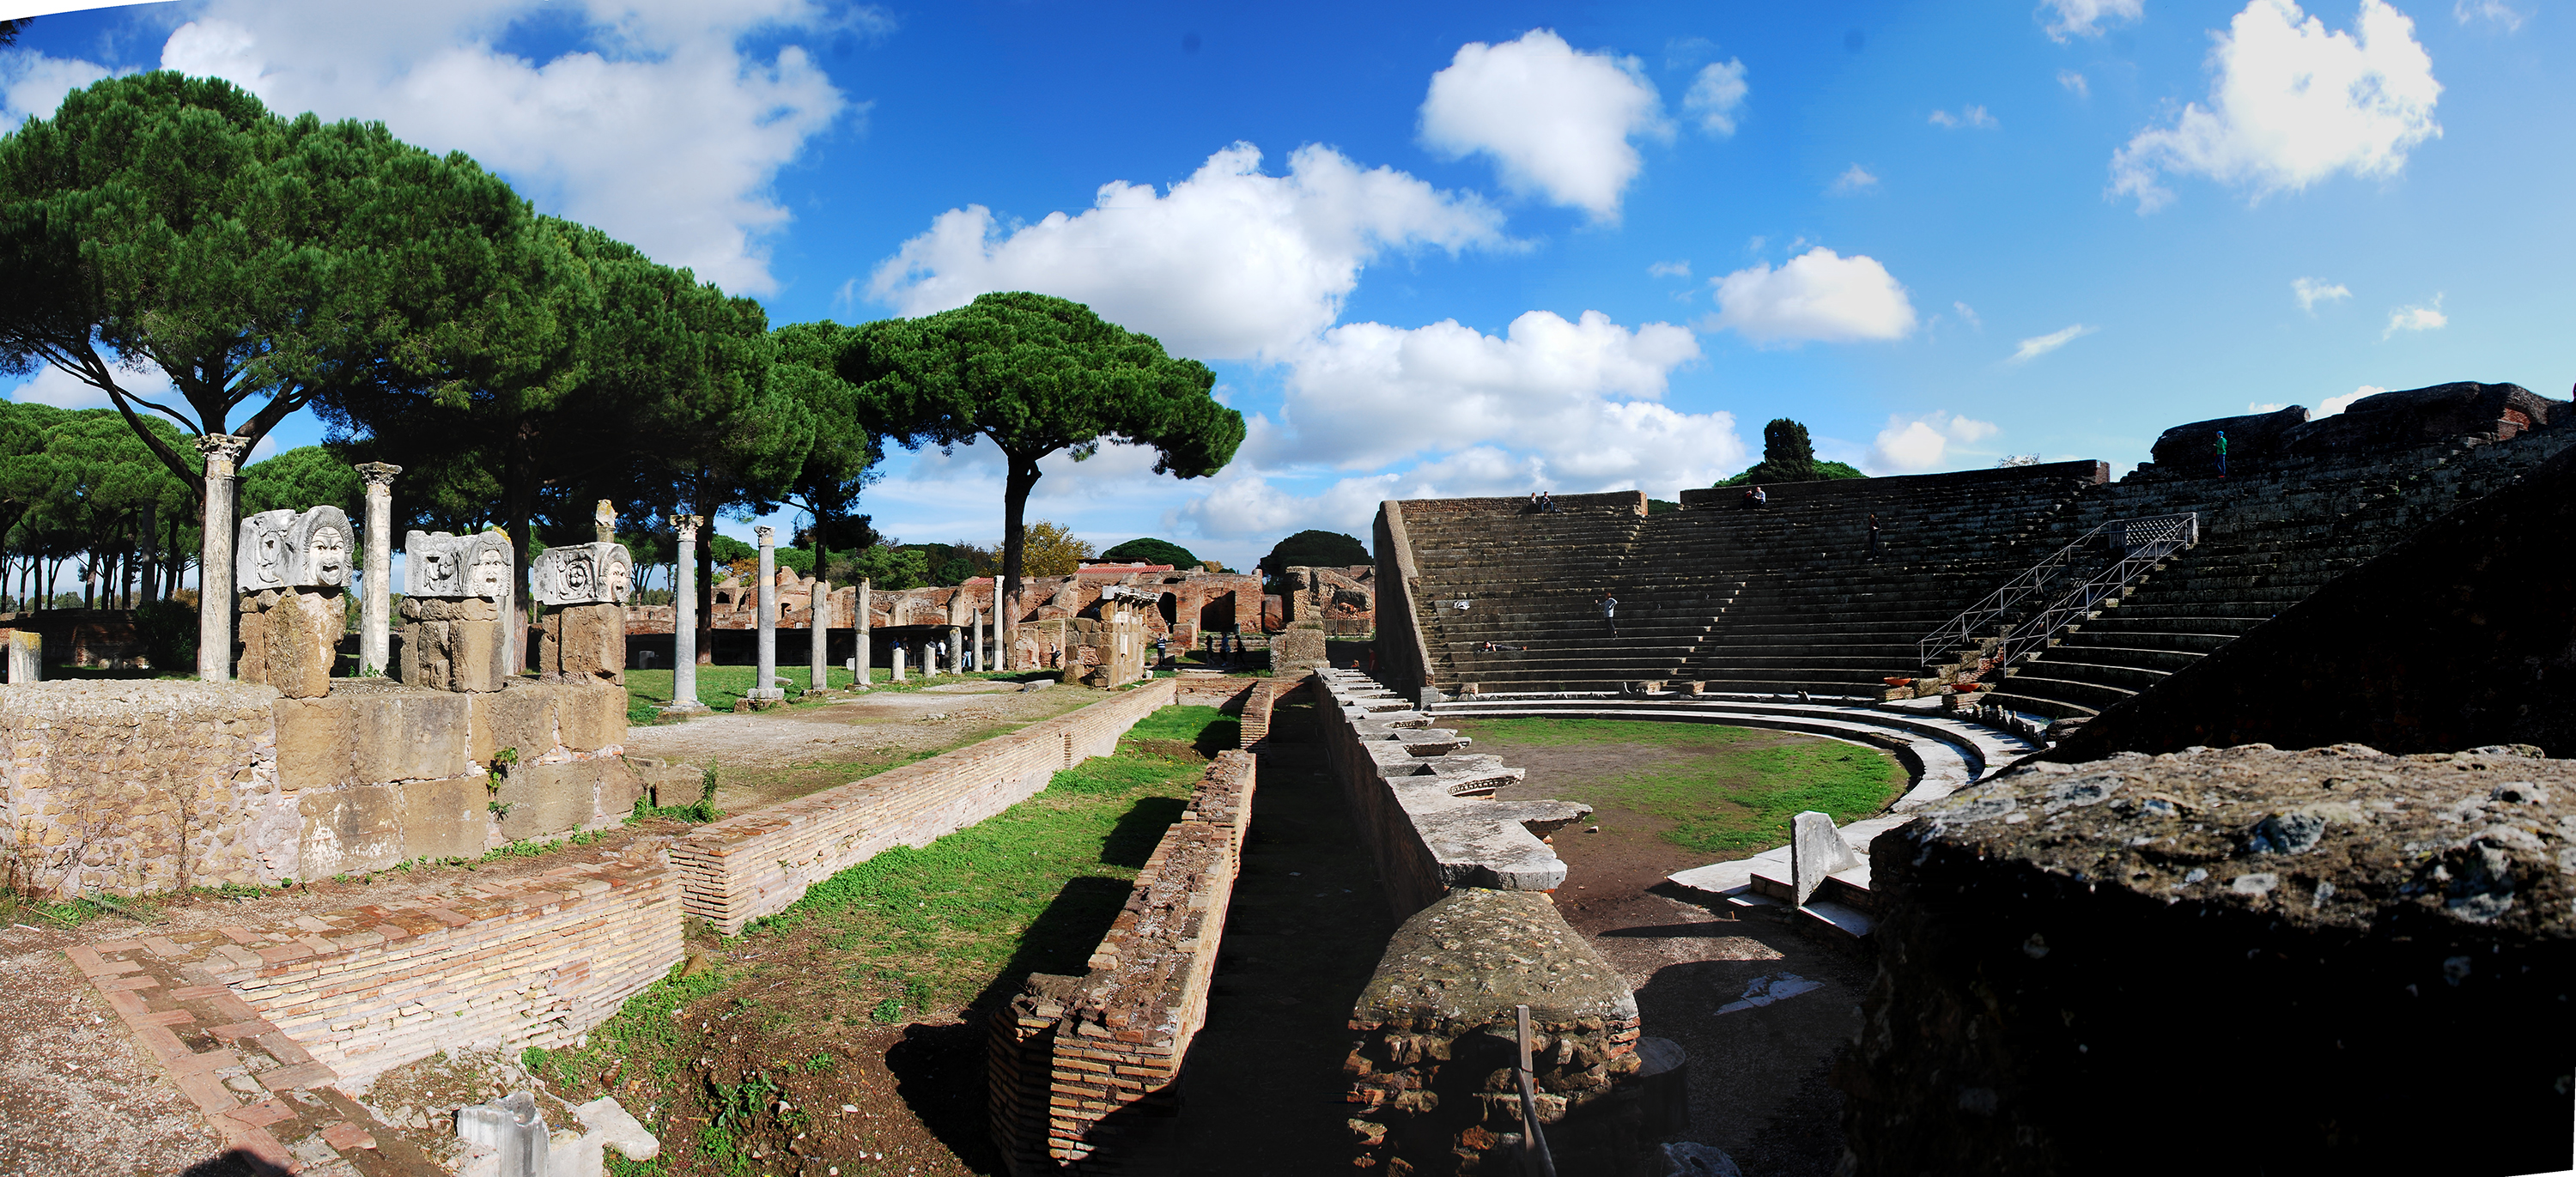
[671,513,702,541]
[754,525,775,546]
[354,461,404,488]
[196,434,251,470]
[593,499,617,543]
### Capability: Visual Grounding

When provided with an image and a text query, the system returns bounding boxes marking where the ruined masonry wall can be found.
[121,846,679,1083]
[990,751,1256,1174]
[671,678,1182,933]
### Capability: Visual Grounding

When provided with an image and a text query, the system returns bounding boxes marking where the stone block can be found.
[593,757,643,822]
[4,628,38,683]
[236,606,270,687]
[493,761,594,842]
[400,596,500,623]
[531,543,634,606]
[539,603,625,685]
[350,692,473,783]
[554,683,627,753]
[471,687,560,767]
[1277,622,1327,668]
[240,507,355,591]
[402,619,510,693]
[400,774,490,861]
[263,588,343,699]
[275,698,357,791]
[405,530,513,599]
[297,783,404,879]
[1789,810,1862,907]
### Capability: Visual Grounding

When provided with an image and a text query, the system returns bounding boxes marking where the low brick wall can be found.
[991,750,1255,1174]
[97,842,682,1083]
[1310,669,1588,920]
[1236,675,1297,746]
[671,679,1181,933]
[2,678,635,897]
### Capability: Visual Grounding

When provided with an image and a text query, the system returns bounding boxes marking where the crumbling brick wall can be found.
[990,751,1255,1174]
[1844,744,2576,1175]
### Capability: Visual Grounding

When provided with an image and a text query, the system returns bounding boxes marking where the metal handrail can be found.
[1917,513,2198,670]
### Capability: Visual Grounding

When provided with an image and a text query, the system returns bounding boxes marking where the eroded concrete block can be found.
[555,683,626,753]
[275,697,358,791]
[494,760,594,842]
[1790,810,1862,907]
[538,603,625,685]
[262,588,343,699]
[408,530,513,600]
[297,782,404,879]
[351,692,474,783]
[532,543,633,606]
[401,774,490,861]
[471,687,560,767]
[401,610,512,694]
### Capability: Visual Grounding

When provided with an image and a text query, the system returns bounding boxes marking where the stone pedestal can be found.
[539,602,627,685]
[1277,621,1328,669]
[5,628,39,683]
[400,597,513,693]
[240,587,343,699]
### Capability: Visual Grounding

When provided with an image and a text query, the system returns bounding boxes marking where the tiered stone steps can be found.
[1983,430,2576,721]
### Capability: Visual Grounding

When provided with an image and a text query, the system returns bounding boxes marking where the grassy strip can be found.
[623,665,1054,722]
[520,703,1232,1173]
[1458,717,1907,854]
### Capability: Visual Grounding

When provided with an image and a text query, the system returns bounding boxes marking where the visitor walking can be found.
[1598,592,1619,640]
[1866,512,1881,560]
[2215,429,2228,478]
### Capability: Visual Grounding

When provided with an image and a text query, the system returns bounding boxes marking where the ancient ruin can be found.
[235,506,358,699]
[531,541,634,684]
[399,530,517,693]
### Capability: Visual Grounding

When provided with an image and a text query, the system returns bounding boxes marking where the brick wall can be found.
[671,679,1181,934]
[109,842,682,1083]
[990,751,1255,1174]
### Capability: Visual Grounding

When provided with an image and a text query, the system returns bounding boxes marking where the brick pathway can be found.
[67,939,440,1175]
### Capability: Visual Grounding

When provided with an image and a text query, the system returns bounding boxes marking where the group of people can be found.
[1528,489,1561,513]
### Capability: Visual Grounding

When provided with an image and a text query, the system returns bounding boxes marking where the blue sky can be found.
[3,0,2567,570]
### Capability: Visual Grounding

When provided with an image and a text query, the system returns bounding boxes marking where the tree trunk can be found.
[1000,452,1042,670]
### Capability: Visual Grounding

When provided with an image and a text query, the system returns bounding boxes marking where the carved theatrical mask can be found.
[284,507,355,588]
[405,531,467,597]
[236,510,297,592]
[466,535,513,600]
[531,542,633,606]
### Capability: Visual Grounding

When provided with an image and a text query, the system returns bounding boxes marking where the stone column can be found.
[355,462,401,676]
[946,626,961,677]
[891,643,905,683]
[754,525,778,701]
[195,434,249,682]
[809,577,830,692]
[670,515,704,710]
[854,578,872,689]
[974,610,985,672]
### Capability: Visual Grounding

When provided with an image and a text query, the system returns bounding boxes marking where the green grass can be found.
[1456,717,1907,855]
[622,665,1050,722]
[518,703,1233,1172]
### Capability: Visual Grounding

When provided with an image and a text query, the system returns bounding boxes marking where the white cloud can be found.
[2383,294,2445,337]
[1705,248,1917,345]
[2319,384,2385,414]
[126,0,864,295]
[1953,301,1984,330]
[2111,0,2440,212]
[2453,0,2524,30]
[2293,276,2353,310]
[6,363,124,410]
[2040,0,2147,41]
[1828,164,1879,195]
[1682,58,1749,136]
[2058,69,2091,98]
[866,143,1507,362]
[1648,260,1692,279]
[1929,105,1998,130]
[1254,310,1711,474]
[1,48,112,127]
[1866,411,2000,475]
[1419,28,1668,220]
[2008,323,2096,362]
[2245,401,2290,411]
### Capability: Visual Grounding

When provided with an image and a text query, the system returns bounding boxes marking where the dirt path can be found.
[1462,723,1878,1176]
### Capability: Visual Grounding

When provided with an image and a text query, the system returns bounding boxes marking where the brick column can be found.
[671,515,703,709]
[354,462,401,675]
[195,434,249,682]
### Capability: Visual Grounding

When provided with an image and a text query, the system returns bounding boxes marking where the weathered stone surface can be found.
[554,683,625,753]
[399,618,510,693]
[1277,622,1327,668]
[470,685,560,767]
[593,756,643,821]
[1844,744,2576,1175]
[538,602,625,684]
[296,783,403,879]
[274,697,358,791]
[0,679,283,895]
[1348,887,1646,1175]
[2148,404,2309,473]
[398,596,500,622]
[349,690,473,783]
[532,543,634,606]
[2283,379,2560,455]
[398,774,489,861]
[404,530,513,599]
[494,761,595,842]
[1789,810,1861,906]
[261,588,343,699]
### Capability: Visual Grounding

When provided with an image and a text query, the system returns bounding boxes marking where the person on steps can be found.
[2215,429,2228,478]
[1867,512,1881,560]
[1598,593,1619,640]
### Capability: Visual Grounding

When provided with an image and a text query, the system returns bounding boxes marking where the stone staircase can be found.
[1982,429,2576,721]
